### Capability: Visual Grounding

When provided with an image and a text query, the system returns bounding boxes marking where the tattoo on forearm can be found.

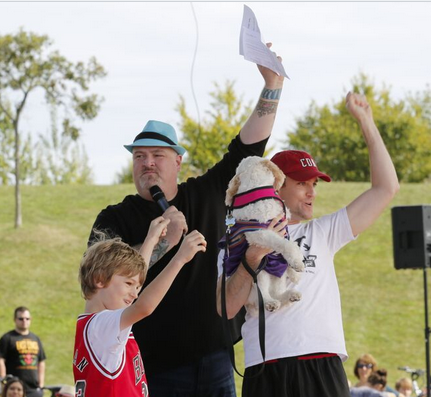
[261,88,282,100]
[150,238,169,266]
[256,100,279,117]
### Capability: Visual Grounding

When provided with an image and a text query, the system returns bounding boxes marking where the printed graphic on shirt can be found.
[294,235,317,274]
[142,382,149,397]
[15,339,39,369]
[133,352,145,385]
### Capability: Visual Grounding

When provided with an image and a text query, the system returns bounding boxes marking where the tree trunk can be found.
[14,124,22,228]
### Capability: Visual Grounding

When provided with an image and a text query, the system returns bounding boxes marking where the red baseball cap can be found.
[271,150,331,182]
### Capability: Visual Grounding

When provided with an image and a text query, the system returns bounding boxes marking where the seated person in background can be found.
[1,377,26,397]
[353,354,399,396]
[351,369,394,397]
[354,354,378,387]
[395,377,412,397]
[369,370,396,397]
[73,218,206,397]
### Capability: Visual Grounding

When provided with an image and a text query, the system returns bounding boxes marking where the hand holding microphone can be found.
[149,185,188,244]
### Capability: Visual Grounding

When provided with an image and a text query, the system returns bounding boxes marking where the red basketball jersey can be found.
[73,313,148,397]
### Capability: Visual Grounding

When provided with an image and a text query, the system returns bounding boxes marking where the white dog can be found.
[222,156,304,316]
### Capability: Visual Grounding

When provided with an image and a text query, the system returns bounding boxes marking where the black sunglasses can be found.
[357,363,373,369]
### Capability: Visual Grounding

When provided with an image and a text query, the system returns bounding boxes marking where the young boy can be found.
[73,216,207,396]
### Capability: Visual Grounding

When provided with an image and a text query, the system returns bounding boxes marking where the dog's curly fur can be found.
[225,156,304,315]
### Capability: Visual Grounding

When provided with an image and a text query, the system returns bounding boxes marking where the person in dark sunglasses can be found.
[0,307,46,397]
[353,354,400,396]
[354,354,378,387]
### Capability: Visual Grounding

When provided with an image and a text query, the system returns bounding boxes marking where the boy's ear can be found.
[95,281,105,289]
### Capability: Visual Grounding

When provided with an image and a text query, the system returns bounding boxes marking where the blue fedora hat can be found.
[124,120,186,155]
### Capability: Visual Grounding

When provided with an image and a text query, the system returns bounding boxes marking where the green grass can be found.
[1,182,431,395]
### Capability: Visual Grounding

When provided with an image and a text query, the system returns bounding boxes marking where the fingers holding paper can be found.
[240,5,289,80]
[258,42,286,89]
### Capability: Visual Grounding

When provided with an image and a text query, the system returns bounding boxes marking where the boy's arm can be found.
[134,207,187,266]
[120,230,207,330]
[137,216,170,265]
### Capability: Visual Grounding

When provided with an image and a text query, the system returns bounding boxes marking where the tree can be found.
[115,160,133,184]
[177,80,254,180]
[0,101,34,185]
[286,74,431,182]
[34,103,93,185]
[0,29,106,227]
[0,104,15,184]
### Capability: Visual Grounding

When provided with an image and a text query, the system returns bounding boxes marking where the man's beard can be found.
[138,172,160,191]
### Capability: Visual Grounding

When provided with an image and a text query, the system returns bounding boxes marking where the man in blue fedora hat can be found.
[89,43,285,397]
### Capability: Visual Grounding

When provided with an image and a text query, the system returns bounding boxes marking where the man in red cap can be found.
[217,92,399,397]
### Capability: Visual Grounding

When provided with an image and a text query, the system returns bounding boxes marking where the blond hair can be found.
[395,377,413,392]
[79,234,147,299]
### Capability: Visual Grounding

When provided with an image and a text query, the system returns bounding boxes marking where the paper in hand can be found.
[239,5,289,79]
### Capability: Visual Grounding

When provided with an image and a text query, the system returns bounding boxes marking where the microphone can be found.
[149,185,170,212]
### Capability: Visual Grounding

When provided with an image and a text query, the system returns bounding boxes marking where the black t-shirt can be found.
[89,135,267,372]
[0,330,46,390]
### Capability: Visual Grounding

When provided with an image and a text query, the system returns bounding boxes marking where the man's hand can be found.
[216,215,288,318]
[244,214,287,268]
[346,92,373,126]
[163,206,188,248]
[258,42,285,90]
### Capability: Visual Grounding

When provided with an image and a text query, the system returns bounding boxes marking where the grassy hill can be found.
[1,182,430,394]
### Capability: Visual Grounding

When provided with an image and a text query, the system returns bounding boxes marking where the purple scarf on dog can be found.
[219,185,293,278]
[218,219,292,278]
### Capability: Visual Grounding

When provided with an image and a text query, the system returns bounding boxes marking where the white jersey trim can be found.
[82,310,132,380]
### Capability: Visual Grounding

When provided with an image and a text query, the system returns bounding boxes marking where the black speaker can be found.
[392,205,431,269]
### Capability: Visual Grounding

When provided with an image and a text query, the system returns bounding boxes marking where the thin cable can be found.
[187,2,202,176]
[190,2,201,129]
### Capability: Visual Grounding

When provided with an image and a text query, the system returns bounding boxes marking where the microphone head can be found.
[149,185,165,201]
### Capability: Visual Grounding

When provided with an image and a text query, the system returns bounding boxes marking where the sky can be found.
[1,1,431,185]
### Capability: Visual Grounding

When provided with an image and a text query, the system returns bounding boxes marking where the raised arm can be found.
[240,43,285,145]
[138,216,170,265]
[133,207,188,266]
[121,230,207,330]
[345,92,400,237]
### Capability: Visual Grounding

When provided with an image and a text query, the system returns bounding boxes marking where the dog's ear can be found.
[225,175,240,206]
[264,160,286,191]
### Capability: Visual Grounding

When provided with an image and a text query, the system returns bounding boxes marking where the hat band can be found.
[133,131,176,146]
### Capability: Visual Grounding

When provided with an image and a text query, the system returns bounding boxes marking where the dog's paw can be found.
[280,290,302,307]
[265,299,281,312]
[287,267,301,284]
[281,241,305,272]
[288,291,302,302]
[291,260,305,272]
